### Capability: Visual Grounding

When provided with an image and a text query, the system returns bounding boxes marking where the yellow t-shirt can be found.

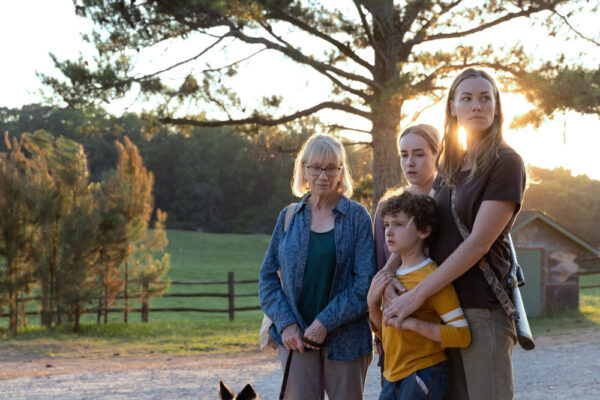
[373,259,471,382]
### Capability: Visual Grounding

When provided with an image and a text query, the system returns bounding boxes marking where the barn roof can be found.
[513,210,599,255]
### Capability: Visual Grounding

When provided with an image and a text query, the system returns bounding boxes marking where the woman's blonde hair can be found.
[436,68,504,186]
[291,134,353,198]
[398,124,440,155]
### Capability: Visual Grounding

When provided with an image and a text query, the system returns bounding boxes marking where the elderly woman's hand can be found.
[304,319,328,349]
[282,323,305,353]
[382,288,424,328]
[367,268,393,309]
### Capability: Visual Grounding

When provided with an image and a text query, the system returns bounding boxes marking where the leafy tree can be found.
[523,167,600,247]
[127,209,170,323]
[25,130,97,328]
[93,136,155,323]
[57,185,99,331]
[43,0,600,203]
[0,134,38,335]
[113,136,156,322]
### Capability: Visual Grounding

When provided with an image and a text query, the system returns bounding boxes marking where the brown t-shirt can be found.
[431,144,526,309]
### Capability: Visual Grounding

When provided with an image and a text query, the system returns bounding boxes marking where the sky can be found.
[0,0,598,180]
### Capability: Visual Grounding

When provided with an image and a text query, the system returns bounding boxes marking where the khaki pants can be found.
[446,307,517,400]
[277,346,372,400]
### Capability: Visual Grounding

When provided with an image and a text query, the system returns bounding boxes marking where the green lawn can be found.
[144,229,270,323]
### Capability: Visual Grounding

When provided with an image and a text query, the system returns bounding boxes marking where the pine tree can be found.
[128,209,170,323]
[0,133,38,335]
[26,130,98,328]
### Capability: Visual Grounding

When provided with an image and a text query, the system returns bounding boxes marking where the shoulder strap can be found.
[449,189,517,320]
[283,203,296,233]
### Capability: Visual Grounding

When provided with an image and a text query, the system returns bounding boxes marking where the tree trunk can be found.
[141,281,149,323]
[97,296,102,324]
[19,294,27,328]
[370,105,404,210]
[8,289,18,336]
[124,262,128,323]
[74,303,80,332]
[369,4,406,211]
[41,282,51,327]
[104,284,108,324]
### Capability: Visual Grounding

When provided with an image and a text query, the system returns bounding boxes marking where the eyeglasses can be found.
[305,164,343,177]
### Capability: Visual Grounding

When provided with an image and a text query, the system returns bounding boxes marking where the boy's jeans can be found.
[379,360,451,400]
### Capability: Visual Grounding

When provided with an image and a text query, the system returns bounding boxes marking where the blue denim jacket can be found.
[259,194,376,361]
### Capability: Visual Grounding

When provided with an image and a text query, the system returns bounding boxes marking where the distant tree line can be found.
[0,123,169,335]
[524,166,600,248]
[0,104,373,234]
[1,104,595,246]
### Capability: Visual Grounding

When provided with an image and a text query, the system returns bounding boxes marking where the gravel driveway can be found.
[1,329,598,399]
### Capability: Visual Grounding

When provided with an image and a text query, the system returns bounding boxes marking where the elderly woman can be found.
[259,134,375,400]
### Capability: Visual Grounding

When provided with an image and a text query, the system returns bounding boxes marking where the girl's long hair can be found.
[436,68,504,186]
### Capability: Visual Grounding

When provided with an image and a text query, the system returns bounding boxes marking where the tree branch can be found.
[417,1,463,35]
[328,124,372,134]
[553,10,600,46]
[132,35,229,82]
[254,20,371,101]
[353,1,386,67]
[201,48,268,73]
[341,141,372,147]
[229,26,382,91]
[409,94,444,124]
[265,10,374,72]
[159,101,371,127]
[409,5,555,45]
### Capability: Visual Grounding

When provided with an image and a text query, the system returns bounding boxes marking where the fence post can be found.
[141,281,149,323]
[228,271,234,321]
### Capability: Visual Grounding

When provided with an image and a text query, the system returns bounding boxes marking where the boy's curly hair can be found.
[379,188,437,247]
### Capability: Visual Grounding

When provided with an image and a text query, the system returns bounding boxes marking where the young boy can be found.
[368,190,471,400]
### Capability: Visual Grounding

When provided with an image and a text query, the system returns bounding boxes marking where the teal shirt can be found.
[298,229,336,325]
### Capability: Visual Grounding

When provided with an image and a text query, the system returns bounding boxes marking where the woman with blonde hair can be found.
[382,68,526,399]
[259,134,375,400]
[374,123,440,269]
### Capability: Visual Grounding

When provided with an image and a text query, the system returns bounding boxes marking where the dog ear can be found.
[236,384,258,400]
[219,381,235,400]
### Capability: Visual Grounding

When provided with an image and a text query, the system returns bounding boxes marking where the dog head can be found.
[219,381,258,400]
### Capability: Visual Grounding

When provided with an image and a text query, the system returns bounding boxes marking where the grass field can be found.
[1,230,598,355]
[144,229,270,323]
[0,230,270,354]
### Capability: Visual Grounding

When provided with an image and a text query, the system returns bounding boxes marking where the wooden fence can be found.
[0,272,261,322]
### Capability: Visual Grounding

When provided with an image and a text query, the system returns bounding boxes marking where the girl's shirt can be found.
[431,144,526,309]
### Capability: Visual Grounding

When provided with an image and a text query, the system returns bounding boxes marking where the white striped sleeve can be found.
[440,308,464,323]
[447,319,469,328]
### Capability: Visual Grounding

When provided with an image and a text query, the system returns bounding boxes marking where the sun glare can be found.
[458,126,468,152]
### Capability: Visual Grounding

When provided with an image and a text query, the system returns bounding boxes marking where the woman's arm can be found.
[366,268,394,331]
[259,206,298,335]
[383,199,516,328]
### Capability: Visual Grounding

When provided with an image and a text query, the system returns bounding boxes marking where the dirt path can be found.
[0,328,599,399]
